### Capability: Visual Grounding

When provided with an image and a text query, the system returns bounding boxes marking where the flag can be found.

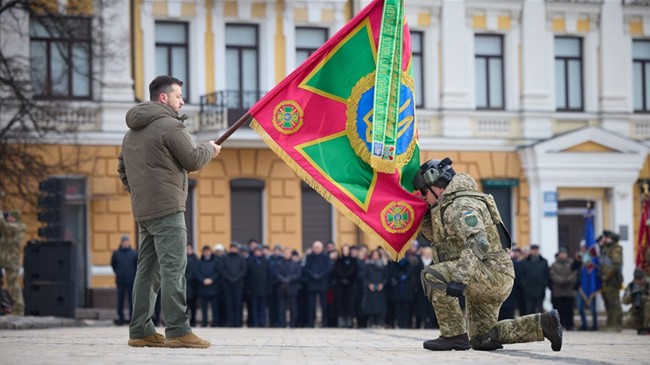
[249,0,427,259]
[636,193,650,271]
[580,208,601,304]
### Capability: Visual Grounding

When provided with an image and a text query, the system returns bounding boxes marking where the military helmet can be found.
[603,230,620,243]
[412,157,456,193]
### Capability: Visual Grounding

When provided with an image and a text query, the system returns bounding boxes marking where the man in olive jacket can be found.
[118,75,220,348]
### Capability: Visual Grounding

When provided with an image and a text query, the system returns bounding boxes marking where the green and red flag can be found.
[249,0,427,259]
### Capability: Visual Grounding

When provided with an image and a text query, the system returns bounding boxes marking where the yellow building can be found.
[1,0,650,309]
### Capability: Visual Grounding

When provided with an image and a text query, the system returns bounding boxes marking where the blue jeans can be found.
[576,293,598,329]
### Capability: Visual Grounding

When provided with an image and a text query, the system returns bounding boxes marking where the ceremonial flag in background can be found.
[580,208,601,304]
[636,191,649,271]
[249,0,427,259]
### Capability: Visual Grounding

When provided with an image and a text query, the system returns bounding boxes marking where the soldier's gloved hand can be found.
[446,282,465,297]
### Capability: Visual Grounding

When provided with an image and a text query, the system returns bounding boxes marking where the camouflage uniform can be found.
[598,238,623,330]
[0,212,26,315]
[621,273,650,330]
[420,174,545,347]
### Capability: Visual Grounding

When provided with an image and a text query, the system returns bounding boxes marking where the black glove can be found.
[446,282,465,297]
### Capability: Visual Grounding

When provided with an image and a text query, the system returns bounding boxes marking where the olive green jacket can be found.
[118,102,213,222]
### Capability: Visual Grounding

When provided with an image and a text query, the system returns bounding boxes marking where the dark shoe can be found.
[637,328,650,335]
[166,332,210,348]
[540,310,562,352]
[128,332,166,348]
[423,333,470,351]
[578,325,588,331]
[113,319,124,326]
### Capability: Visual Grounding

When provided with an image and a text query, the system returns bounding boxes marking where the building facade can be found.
[1,0,650,305]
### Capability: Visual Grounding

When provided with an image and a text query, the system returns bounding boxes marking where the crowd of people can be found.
[109,234,650,334]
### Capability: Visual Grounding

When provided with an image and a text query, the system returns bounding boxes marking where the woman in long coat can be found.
[361,249,389,328]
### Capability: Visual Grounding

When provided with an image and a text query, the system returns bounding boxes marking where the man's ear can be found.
[158,93,167,104]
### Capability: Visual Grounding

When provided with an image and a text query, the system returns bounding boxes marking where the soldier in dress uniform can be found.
[414,157,562,351]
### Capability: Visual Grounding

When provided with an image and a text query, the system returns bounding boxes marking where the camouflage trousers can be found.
[423,260,543,344]
[4,267,24,315]
[624,297,650,329]
[601,285,622,329]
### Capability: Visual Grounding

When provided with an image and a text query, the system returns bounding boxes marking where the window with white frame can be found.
[410,30,424,108]
[295,27,328,66]
[633,40,650,113]
[155,21,189,101]
[554,37,583,111]
[226,24,260,109]
[30,16,92,99]
[475,34,504,110]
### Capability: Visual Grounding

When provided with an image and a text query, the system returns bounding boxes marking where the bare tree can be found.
[0,0,123,208]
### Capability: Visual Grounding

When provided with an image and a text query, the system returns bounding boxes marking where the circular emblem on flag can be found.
[381,201,415,234]
[273,100,304,134]
[346,71,417,168]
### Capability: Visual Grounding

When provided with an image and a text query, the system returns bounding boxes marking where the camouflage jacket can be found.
[0,216,25,269]
[599,243,623,286]
[420,173,513,285]
[622,277,650,306]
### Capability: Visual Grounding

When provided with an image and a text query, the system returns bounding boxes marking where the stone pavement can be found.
[0,319,649,365]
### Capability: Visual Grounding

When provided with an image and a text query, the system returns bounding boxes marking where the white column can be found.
[600,1,629,113]
[521,0,553,139]
[98,0,135,133]
[98,0,134,103]
[539,184,559,261]
[521,0,552,111]
[611,184,635,286]
[440,0,471,110]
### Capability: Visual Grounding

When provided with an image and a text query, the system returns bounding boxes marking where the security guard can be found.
[414,157,562,351]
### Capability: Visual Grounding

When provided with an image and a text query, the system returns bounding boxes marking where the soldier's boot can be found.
[469,329,503,351]
[423,333,470,351]
[540,309,563,352]
[637,328,650,335]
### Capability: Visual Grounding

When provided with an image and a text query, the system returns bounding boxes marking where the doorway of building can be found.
[557,199,594,258]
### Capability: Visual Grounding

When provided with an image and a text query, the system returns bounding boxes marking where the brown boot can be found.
[540,309,562,351]
[128,332,166,347]
[165,332,211,348]
[423,333,470,351]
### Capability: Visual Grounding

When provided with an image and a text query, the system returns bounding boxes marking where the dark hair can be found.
[149,75,183,101]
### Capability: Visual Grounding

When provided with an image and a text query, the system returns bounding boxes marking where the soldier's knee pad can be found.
[420,267,447,301]
[470,328,503,351]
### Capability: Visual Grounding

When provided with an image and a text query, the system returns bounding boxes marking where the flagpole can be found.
[215,112,253,145]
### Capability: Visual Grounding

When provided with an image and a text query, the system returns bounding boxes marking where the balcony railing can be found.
[199,90,265,131]
[0,101,100,133]
[545,0,603,3]
[622,0,650,5]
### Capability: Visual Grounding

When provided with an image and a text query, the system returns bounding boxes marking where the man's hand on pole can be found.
[209,140,221,158]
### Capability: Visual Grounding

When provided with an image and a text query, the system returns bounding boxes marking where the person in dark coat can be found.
[414,246,438,328]
[303,241,332,327]
[512,248,528,316]
[185,244,200,326]
[246,247,272,327]
[267,245,284,327]
[197,245,219,327]
[275,248,302,327]
[111,235,138,325]
[388,256,414,329]
[521,244,550,314]
[351,246,367,329]
[334,244,359,328]
[498,249,518,320]
[219,243,247,327]
[362,249,388,328]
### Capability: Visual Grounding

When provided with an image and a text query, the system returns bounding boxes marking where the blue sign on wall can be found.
[543,191,557,217]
